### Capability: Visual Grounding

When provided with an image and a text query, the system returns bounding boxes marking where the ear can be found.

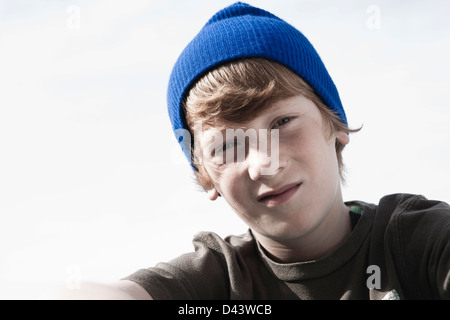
[336,130,350,146]
[207,188,220,201]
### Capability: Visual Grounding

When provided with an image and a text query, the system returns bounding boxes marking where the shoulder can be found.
[379,193,450,298]
[122,230,257,299]
[192,230,257,257]
[347,193,450,234]
[352,193,450,263]
[191,230,264,283]
[379,193,450,233]
[370,193,450,247]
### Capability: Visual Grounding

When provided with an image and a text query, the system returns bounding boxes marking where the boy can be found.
[53,2,450,299]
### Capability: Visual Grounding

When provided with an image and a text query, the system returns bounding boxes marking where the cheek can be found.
[204,162,245,196]
[280,128,315,162]
[282,127,337,174]
[211,169,256,216]
[308,139,340,187]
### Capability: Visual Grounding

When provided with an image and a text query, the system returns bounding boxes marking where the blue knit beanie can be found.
[167,2,347,166]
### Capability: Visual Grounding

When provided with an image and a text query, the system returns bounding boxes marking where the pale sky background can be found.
[1,0,449,299]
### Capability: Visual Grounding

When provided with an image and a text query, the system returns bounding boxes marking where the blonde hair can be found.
[183,58,360,190]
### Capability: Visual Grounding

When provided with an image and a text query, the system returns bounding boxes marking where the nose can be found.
[247,128,281,180]
[247,148,278,181]
[248,164,261,181]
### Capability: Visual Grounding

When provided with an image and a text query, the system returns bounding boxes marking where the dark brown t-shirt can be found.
[124,194,450,299]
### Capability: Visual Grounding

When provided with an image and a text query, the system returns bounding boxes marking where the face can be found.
[197,95,349,243]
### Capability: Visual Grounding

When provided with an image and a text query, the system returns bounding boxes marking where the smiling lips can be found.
[257,183,301,206]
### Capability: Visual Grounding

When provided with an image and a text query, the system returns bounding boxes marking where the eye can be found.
[214,139,238,155]
[275,117,291,127]
[222,140,236,151]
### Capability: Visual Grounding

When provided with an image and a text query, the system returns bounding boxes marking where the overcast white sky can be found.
[1,0,449,299]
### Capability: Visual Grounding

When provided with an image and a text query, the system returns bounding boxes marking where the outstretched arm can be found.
[40,280,152,300]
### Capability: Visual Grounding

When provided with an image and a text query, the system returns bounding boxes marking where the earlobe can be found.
[336,131,350,146]
[207,189,220,201]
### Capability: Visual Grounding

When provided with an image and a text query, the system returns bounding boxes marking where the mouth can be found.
[257,183,301,207]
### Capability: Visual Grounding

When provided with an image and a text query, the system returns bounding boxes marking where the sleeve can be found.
[122,231,257,300]
[392,196,450,299]
[429,223,450,299]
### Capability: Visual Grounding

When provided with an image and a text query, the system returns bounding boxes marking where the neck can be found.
[254,201,352,263]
